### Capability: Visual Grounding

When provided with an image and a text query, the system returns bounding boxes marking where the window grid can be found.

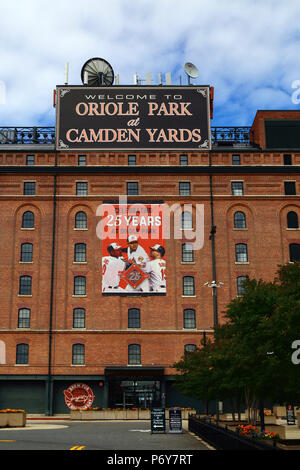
[232,154,241,165]
[289,243,300,262]
[16,344,29,364]
[72,344,85,365]
[128,308,140,328]
[75,212,87,229]
[284,182,296,195]
[287,211,299,229]
[74,276,86,295]
[19,276,32,295]
[128,344,141,364]
[231,182,243,196]
[182,243,194,262]
[18,308,30,328]
[74,243,86,262]
[180,155,188,166]
[26,155,35,165]
[73,308,85,328]
[21,243,33,262]
[22,211,34,229]
[184,309,196,328]
[179,182,191,196]
[185,344,196,353]
[183,276,195,296]
[235,243,248,262]
[127,182,139,195]
[128,155,136,166]
[234,211,246,229]
[78,155,87,166]
[24,182,36,195]
[76,182,88,195]
[181,211,193,229]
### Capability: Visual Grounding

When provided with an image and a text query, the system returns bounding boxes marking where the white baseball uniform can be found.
[145,259,166,292]
[102,256,126,292]
[125,245,150,292]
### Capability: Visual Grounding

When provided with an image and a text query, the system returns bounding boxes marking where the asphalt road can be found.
[0,420,212,453]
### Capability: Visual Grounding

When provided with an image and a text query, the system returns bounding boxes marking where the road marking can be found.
[129,429,151,432]
[70,445,86,450]
[0,440,16,442]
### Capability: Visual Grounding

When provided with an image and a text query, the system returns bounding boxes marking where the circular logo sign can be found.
[63,383,95,410]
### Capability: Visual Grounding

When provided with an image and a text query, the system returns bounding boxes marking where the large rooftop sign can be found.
[55,86,211,151]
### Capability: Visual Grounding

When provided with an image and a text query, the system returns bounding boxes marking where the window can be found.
[234,211,246,229]
[182,243,194,262]
[127,182,138,195]
[74,276,86,295]
[78,155,86,166]
[232,154,240,165]
[74,243,86,262]
[73,308,85,328]
[231,182,243,196]
[24,182,35,195]
[22,211,34,229]
[72,343,85,365]
[183,276,195,296]
[287,211,299,229]
[284,154,292,165]
[75,211,87,229]
[237,276,248,296]
[289,243,300,262]
[20,243,33,262]
[179,182,191,196]
[184,309,196,328]
[16,343,29,364]
[18,308,30,328]
[181,211,193,229]
[285,182,296,195]
[128,155,136,166]
[128,344,141,365]
[180,155,188,166]
[235,243,248,262]
[128,308,140,328]
[76,182,88,195]
[19,276,32,295]
[184,344,196,353]
[26,155,35,165]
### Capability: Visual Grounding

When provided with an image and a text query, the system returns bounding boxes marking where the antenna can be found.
[184,62,199,85]
[158,73,162,85]
[81,58,114,86]
[145,72,152,85]
[165,72,172,85]
[65,62,69,85]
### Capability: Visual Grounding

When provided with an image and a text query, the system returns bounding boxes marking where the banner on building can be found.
[101,203,166,295]
[56,86,211,151]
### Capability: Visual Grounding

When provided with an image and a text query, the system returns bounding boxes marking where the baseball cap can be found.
[150,244,161,251]
[128,235,138,243]
[109,242,122,250]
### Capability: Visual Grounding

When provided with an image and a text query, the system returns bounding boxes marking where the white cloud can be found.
[0,0,300,126]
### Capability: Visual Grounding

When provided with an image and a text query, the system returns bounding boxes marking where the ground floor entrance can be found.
[109,379,161,409]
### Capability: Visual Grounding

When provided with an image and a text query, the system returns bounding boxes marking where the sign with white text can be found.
[56,86,211,151]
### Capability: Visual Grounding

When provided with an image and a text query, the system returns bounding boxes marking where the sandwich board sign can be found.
[151,408,166,434]
[169,407,182,433]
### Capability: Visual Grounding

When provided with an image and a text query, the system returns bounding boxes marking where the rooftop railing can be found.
[0,126,252,146]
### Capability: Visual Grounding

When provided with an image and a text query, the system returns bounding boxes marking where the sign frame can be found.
[55,85,211,152]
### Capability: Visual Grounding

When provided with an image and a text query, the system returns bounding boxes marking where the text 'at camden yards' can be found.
[66,128,202,143]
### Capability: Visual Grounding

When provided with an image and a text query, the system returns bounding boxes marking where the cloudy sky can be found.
[1,0,300,128]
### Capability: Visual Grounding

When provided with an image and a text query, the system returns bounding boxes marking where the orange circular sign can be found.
[63,383,95,410]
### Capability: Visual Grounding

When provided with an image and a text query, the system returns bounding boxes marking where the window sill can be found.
[182,295,196,298]
[72,328,86,330]
[74,228,88,231]
[71,364,85,367]
[15,364,28,366]
[181,262,195,264]
[286,228,300,230]
[73,262,87,264]
[127,364,142,367]
[19,262,33,264]
[72,295,87,298]
[233,228,247,231]
[20,228,35,231]
[18,295,32,298]
[235,262,249,264]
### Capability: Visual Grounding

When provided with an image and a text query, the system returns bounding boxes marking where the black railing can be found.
[0,127,251,146]
[188,415,280,451]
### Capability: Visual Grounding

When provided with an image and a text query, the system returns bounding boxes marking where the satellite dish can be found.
[184,62,199,84]
[81,58,114,86]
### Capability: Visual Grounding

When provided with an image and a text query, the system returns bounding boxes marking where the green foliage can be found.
[173,263,300,409]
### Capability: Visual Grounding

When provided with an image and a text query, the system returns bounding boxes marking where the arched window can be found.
[74,276,86,295]
[184,309,196,328]
[18,308,31,328]
[73,308,85,328]
[75,211,87,229]
[20,243,33,262]
[181,211,193,229]
[237,276,248,296]
[72,343,85,365]
[182,243,194,262]
[184,344,196,354]
[128,344,141,365]
[19,276,32,295]
[74,243,86,262]
[22,211,34,228]
[128,308,140,328]
[235,243,248,262]
[287,211,299,229]
[289,243,300,262]
[234,211,246,229]
[183,276,195,296]
[16,343,29,364]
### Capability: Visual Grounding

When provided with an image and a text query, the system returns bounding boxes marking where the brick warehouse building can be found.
[0,79,300,414]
